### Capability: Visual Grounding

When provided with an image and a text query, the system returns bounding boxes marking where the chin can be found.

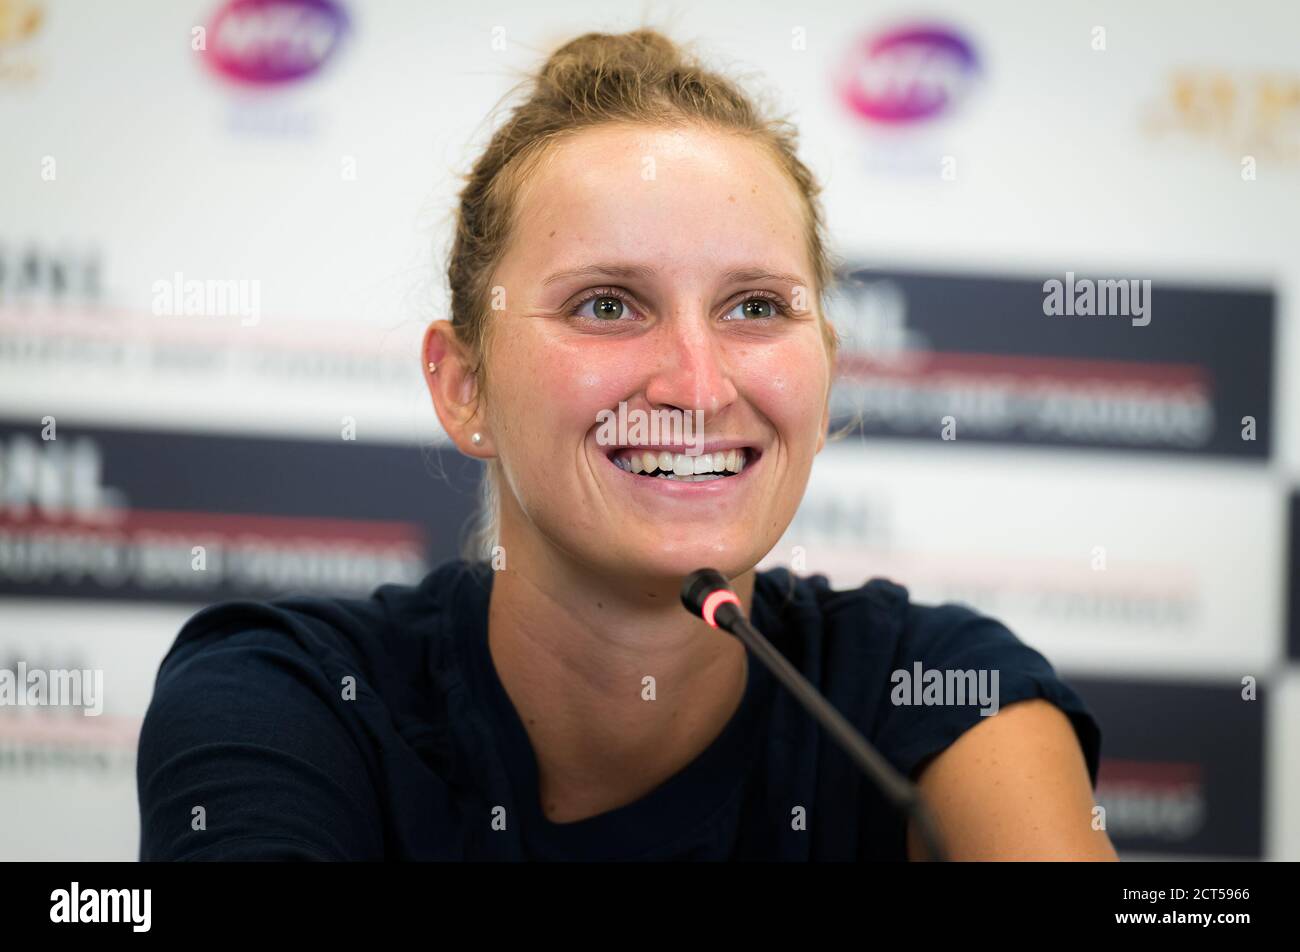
[592,541,761,588]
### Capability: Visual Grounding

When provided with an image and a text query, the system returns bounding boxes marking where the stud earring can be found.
[427,361,437,374]
[471,432,483,446]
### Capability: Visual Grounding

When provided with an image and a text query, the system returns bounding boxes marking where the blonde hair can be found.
[444,27,842,562]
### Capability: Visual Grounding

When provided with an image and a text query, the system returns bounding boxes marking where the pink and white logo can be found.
[203,0,349,86]
[834,24,980,124]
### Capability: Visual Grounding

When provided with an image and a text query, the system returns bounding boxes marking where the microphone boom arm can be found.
[683,569,948,862]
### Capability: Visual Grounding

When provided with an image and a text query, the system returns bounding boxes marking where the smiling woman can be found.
[136,26,1117,862]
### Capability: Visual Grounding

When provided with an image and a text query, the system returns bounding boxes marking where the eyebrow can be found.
[541,263,809,290]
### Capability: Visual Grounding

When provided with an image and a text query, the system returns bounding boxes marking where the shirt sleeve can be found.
[871,601,1102,787]
[136,607,387,861]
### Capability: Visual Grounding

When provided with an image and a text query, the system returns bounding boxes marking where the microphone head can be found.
[681,568,743,629]
[680,568,730,619]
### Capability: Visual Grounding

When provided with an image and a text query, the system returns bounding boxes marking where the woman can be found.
[137,28,1117,861]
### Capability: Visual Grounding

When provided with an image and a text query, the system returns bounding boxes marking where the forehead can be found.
[507,123,811,280]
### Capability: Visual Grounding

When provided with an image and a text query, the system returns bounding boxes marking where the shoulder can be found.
[141,557,488,752]
[756,566,1016,671]
[151,558,477,691]
[756,568,1102,788]
[136,558,479,860]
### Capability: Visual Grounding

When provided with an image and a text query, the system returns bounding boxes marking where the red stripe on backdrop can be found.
[836,350,1211,387]
[0,507,427,545]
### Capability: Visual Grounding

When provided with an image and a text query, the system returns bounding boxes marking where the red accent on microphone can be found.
[701,589,741,628]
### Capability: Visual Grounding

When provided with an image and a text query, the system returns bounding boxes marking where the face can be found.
[457,123,830,584]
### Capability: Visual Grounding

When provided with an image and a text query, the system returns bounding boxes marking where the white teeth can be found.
[611,447,750,477]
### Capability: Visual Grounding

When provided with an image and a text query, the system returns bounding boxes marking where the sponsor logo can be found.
[1097,759,1206,842]
[0,0,42,47]
[1140,69,1300,163]
[834,23,980,124]
[0,242,101,307]
[0,426,470,602]
[827,267,1272,457]
[203,0,349,86]
[1070,678,1263,858]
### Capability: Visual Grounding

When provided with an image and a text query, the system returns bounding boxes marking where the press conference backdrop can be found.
[2,0,1297,860]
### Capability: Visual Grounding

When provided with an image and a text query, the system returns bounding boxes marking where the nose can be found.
[642,308,739,420]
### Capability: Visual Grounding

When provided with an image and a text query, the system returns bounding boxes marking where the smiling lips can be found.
[605,446,757,482]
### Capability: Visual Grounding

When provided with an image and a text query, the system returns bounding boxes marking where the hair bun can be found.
[541,28,685,80]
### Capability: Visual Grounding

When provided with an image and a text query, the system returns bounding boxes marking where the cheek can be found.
[491,333,627,443]
[742,339,828,450]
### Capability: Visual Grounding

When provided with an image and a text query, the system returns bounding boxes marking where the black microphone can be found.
[681,567,948,862]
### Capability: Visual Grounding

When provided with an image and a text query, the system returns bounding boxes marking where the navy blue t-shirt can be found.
[136,559,1102,861]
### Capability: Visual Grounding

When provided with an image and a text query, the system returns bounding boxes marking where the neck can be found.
[485,526,754,823]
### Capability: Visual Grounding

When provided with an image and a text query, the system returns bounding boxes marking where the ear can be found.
[422,320,493,458]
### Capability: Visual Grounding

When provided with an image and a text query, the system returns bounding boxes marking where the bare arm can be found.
[906,698,1119,861]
